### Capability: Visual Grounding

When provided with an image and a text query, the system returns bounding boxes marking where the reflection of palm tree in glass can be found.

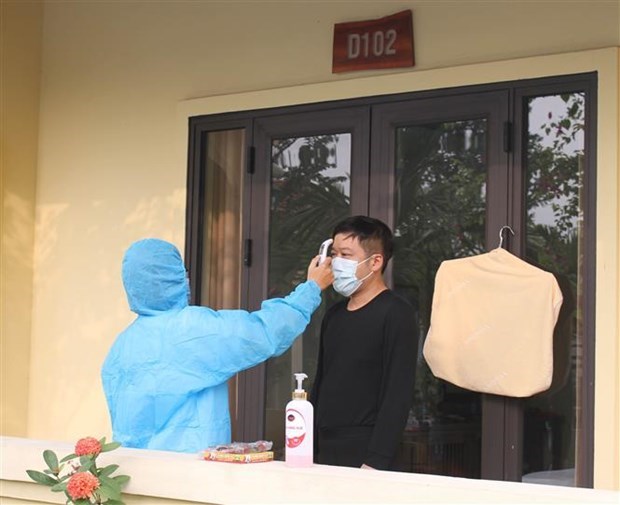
[265,134,351,458]
[270,135,350,297]
[393,120,487,423]
[394,103,583,411]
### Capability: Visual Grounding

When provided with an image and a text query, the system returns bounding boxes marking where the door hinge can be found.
[246,146,255,174]
[243,238,252,267]
[503,121,513,153]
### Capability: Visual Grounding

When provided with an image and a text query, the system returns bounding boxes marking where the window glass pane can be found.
[202,129,245,437]
[265,134,352,459]
[201,130,245,308]
[394,120,487,477]
[521,93,585,487]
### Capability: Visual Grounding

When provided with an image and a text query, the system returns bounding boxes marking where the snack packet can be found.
[202,440,274,463]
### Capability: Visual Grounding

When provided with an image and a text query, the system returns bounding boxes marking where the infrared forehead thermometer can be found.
[318,238,333,265]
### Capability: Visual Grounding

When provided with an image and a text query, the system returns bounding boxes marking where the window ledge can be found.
[1,436,618,504]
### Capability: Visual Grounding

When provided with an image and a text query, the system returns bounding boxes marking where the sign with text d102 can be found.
[332,10,414,73]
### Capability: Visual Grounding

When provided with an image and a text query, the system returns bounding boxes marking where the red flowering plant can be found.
[26,436,130,505]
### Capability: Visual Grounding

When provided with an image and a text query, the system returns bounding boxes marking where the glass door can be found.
[240,107,370,456]
[370,92,510,478]
[185,119,254,440]
[186,73,595,484]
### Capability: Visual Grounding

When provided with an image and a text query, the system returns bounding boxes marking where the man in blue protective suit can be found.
[101,238,333,453]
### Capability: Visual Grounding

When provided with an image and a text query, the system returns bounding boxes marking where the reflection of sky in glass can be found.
[529,95,584,152]
[528,94,584,228]
[272,135,351,196]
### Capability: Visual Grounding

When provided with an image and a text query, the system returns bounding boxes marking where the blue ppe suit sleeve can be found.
[173,280,322,388]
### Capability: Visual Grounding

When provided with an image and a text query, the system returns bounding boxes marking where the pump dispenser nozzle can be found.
[293,372,308,400]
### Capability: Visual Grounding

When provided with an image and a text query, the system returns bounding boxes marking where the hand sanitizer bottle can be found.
[285,372,313,467]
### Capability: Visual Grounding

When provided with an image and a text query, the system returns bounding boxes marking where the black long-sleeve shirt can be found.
[310,289,417,469]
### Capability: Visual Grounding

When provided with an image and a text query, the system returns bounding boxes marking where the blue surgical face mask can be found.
[331,256,374,297]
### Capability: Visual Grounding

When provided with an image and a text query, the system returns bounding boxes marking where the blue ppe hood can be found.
[122,238,189,315]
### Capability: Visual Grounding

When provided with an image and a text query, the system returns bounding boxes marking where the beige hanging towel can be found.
[423,248,563,397]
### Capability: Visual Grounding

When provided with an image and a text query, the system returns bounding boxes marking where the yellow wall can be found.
[615,46,620,489]
[1,0,43,437]
[2,0,618,490]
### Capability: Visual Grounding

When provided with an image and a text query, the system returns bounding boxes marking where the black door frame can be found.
[369,89,511,480]
[185,72,597,485]
[243,106,371,441]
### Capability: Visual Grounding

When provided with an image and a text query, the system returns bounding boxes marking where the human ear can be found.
[371,254,384,272]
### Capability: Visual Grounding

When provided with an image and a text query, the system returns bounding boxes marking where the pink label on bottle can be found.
[285,409,307,448]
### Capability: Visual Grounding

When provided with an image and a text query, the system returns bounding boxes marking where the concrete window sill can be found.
[1,436,618,504]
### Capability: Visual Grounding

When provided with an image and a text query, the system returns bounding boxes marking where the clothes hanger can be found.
[498,225,515,249]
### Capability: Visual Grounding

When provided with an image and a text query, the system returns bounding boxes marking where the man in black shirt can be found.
[310,216,417,470]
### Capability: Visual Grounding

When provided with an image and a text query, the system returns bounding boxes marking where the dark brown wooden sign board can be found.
[332,10,415,73]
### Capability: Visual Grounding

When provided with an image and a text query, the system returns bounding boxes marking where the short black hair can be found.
[332,215,393,272]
